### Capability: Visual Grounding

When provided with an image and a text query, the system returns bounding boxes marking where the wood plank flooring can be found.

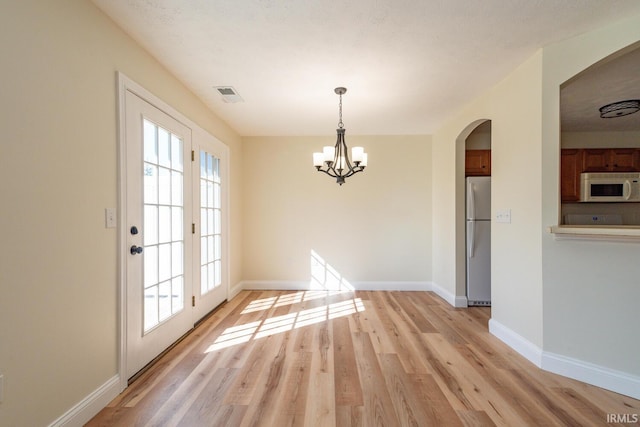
[87,290,640,426]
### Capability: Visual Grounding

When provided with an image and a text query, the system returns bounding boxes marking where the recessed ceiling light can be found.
[214,86,244,103]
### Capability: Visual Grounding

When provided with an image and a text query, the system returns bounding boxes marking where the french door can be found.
[123,88,227,379]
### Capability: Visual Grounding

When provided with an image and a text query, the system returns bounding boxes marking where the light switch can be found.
[496,209,511,223]
[105,208,117,228]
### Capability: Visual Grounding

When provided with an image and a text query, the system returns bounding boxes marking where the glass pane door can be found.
[143,119,185,332]
[123,84,226,379]
[200,150,222,295]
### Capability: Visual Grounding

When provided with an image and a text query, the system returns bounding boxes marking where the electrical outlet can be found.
[496,209,511,223]
[105,208,117,228]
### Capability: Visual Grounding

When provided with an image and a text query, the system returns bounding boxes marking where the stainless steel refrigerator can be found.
[466,176,491,306]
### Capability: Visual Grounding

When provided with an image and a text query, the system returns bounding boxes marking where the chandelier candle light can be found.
[313,87,367,185]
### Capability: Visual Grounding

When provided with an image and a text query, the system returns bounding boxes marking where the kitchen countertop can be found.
[549,225,640,241]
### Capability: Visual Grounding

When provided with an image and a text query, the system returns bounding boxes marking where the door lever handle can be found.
[130,245,143,255]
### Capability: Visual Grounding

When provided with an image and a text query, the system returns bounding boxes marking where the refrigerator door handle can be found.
[468,220,475,258]
[468,182,476,220]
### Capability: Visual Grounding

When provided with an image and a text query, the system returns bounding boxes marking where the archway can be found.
[559,43,640,225]
[455,119,492,306]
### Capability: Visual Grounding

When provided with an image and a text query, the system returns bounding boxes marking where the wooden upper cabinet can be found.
[582,148,640,172]
[561,148,640,202]
[465,149,491,176]
[610,148,640,171]
[561,149,583,202]
[581,149,609,172]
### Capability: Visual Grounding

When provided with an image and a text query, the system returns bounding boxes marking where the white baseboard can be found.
[228,281,244,299]
[542,352,640,400]
[48,375,121,427]
[237,280,431,292]
[489,318,543,367]
[352,281,430,291]
[237,281,469,306]
[239,280,310,291]
[431,281,468,307]
[489,318,640,400]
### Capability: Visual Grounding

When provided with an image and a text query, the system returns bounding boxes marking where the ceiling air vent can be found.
[215,86,244,103]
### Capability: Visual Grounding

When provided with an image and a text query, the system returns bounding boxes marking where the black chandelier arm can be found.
[316,163,365,180]
[342,166,365,178]
[316,165,339,178]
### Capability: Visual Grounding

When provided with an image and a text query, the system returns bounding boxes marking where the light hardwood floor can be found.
[87,290,640,426]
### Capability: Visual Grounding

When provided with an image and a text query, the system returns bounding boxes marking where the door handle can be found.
[468,221,475,258]
[469,183,476,220]
[130,245,143,255]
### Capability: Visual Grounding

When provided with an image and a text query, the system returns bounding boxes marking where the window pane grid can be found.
[200,150,222,295]
[143,119,185,333]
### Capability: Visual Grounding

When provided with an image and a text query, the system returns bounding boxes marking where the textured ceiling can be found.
[561,45,640,132]
[91,0,640,136]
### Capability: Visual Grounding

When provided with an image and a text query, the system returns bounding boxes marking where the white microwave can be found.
[580,172,640,202]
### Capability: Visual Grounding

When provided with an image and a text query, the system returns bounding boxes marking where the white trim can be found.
[454,295,468,308]
[48,375,120,427]
[488,318,543,367]
[489,319,640,400]
[240,280,310,291]
[237,280,431,292]
[542,352,640,400]
[352,281,430,291]
[116,72,129,390]
[431,281,468,307]
[224,149,232,305]
[228,281,244,299]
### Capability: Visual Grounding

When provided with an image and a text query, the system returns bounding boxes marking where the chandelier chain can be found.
[338,92,344,129]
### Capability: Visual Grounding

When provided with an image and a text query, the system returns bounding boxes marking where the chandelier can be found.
[313,87,367,185]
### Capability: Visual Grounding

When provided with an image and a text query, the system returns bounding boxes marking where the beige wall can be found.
[433,10,640,392]
[490,53,545,347]
[0,1,241,425]
[541,16,640,375]
[562,130,640,148]
[432,52,544,345]
[242,136,432,285]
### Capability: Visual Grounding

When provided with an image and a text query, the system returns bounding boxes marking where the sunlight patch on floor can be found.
[205,297,365,353]
[242,290,349,314]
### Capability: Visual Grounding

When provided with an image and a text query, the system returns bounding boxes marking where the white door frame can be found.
[116,72,230,390]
